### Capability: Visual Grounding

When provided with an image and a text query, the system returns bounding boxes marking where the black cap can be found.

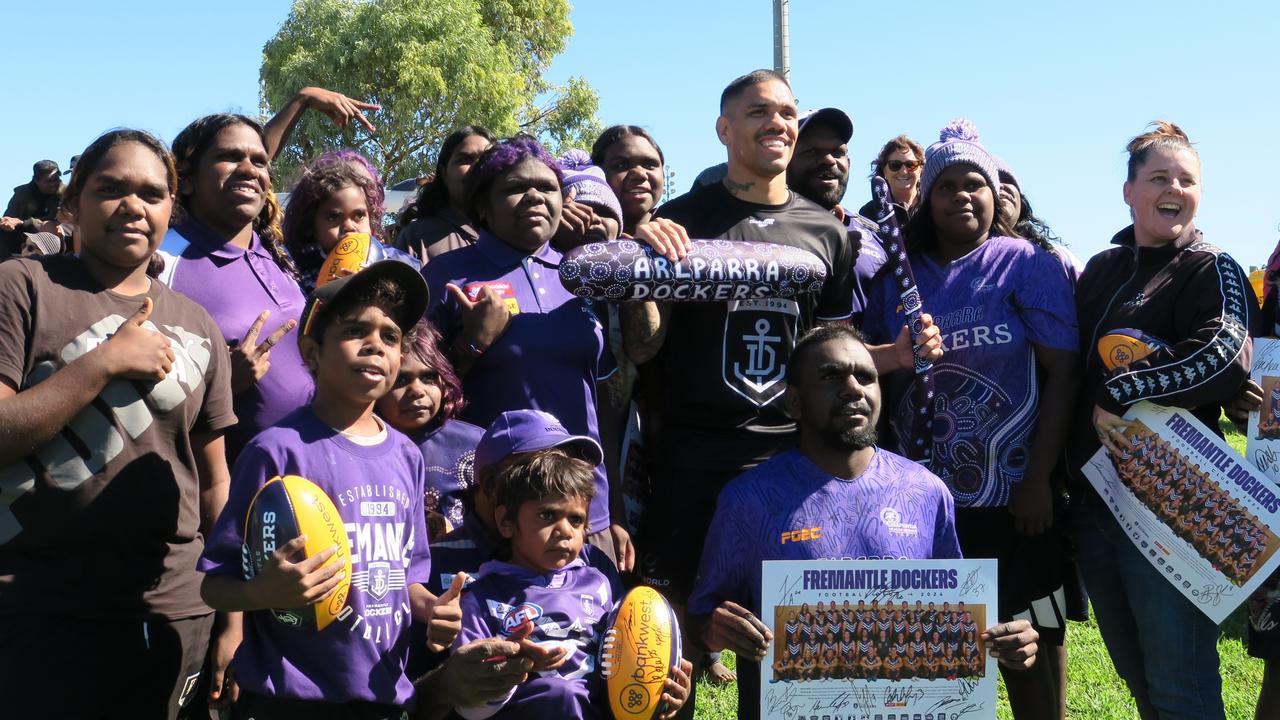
[62,155,80,176]
[798,108,853,144]
[33,160,59,178]
[300,260,429,339]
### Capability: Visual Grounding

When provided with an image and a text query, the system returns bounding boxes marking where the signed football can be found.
[315,232,386,288]
[1097,328,1170,370]
[600,586,682,720]
[244,475,352,630]
[560,239,827,302]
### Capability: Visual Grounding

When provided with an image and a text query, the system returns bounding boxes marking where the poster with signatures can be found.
[760,559,997,720]
[1249,338,1280,477]
[1081,401,1280,623]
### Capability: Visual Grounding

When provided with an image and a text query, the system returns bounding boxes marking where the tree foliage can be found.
[261,0,601,185]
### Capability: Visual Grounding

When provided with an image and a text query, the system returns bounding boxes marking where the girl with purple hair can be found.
[282,150,418,295]
[375,319,483,541]
[422,137,631,572]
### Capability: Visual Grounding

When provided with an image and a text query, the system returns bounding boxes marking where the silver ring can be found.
[1110,428,1123,434]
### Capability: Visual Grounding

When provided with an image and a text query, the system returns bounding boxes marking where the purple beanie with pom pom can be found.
[918,119,1001,203]
[557,148,623,223]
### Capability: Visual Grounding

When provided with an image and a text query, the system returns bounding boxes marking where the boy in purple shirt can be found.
[687,326,1040,720]
[199,261,437,716]
[451,410,690,720]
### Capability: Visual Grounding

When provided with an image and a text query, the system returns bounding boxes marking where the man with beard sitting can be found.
[686,325,1041,720]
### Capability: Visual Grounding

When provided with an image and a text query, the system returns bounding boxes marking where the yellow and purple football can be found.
[315,232,386,288]
[600,586,682,720]
[244,475,351,630]
[1098,329,1170,370]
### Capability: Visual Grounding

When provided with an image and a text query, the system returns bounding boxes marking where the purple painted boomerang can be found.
[870,176,935,463]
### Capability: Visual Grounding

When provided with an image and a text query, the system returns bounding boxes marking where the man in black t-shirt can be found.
[624,70,941,613]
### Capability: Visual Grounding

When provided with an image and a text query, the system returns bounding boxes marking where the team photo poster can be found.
[760,559,997,720]
[1249,338,1280,476]
[1082,401,1280,623]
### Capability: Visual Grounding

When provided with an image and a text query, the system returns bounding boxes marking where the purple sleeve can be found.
[1015,248,1078,353]
[930,489,962,560]
[197,442,277,575]
[405,450,432,585]
[688,486,752,616]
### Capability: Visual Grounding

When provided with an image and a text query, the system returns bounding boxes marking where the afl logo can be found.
[502,603,543,634]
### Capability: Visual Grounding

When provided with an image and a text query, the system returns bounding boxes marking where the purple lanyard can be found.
[869,177,935,463]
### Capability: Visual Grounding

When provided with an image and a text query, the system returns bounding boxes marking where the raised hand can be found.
[300,87,380,134]
[445,283,511,351]
[426,572,467,652]
[229,310,296,394]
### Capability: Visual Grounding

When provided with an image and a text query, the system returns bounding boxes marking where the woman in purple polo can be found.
[423,137,630,571]
[158,114,314,456]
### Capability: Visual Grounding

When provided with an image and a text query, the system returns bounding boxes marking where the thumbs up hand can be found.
[98,298,175,381]
[446,283,511,352]
[426,571,468,652]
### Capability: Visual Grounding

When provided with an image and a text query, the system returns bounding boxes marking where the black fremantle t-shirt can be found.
[651,182,855,474]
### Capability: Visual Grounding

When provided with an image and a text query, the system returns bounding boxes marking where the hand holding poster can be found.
[1248,338,1280,471]
[1081,401,1280,623]
[760,559,997,720]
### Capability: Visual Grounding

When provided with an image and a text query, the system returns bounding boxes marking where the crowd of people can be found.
[0,66,1274,720]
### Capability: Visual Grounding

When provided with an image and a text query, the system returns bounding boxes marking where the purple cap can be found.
[475,409,604,471]
[798,108,853,143]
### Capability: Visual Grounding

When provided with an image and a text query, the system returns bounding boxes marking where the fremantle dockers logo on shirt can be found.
[724,298,799,406]
[879,507,918,537]
[367,561,391,601]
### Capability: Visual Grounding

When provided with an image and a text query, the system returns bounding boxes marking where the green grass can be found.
[692,422,1267,718]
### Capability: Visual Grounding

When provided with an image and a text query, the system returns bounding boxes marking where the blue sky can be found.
[2,1,1275,266]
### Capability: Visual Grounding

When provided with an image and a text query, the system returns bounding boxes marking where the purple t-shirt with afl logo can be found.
[198,406,430,706]
[864,236,1078,507]
[453,557,620,719]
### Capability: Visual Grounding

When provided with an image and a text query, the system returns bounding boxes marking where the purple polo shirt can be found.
[160,219,314,455]
[423,232,616,534]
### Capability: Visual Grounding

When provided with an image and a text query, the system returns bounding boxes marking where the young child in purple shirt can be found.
[451,410,689,720]
[376,319,484,540]
[198,261,439,716]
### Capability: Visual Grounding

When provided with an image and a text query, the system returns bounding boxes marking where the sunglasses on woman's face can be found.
[887,160,921,172]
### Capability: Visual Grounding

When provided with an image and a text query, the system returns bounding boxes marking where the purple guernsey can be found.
[199,407,430,706]
[864,236,1078,507]
[687,448,959,720]
[453,557,620,719]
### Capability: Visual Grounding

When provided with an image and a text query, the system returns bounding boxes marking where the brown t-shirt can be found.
[0,256,236,619]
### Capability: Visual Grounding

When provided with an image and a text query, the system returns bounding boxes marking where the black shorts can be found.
[1248,568,1280,660]
[637,464,744,602]
[954,506,1070,645]
[0,612,214,720]
[232,692,408,720]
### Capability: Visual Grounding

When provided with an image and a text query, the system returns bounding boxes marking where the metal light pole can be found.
[773,0,790,80]
[663,168,677,203]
